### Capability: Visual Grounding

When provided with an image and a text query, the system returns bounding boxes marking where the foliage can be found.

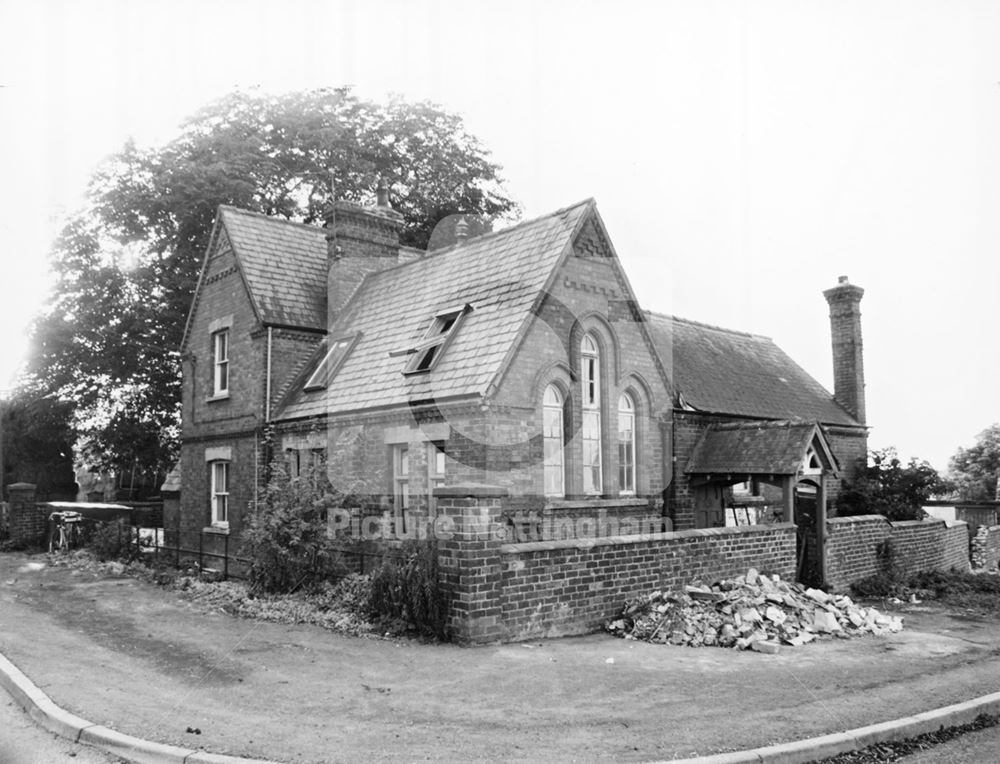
[1,383,76,498]
[24,88,519,476]
[849,539,902,598]
[368,542,448,639]
[240,459,357,594]
[87,519,140,562]
[837,448,950,521]
[853,568,1000,613]
[948,423,1000,502]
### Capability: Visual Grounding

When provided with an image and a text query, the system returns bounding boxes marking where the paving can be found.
[2,551,1000,763]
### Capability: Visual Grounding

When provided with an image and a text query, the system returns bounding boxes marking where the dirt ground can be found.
[2,552,1000,763]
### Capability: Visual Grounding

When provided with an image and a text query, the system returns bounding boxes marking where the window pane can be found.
[582,409,602,494]
[543,384,564,497]
[618,393,636,494]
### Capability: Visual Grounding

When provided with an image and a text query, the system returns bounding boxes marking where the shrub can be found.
[850,539,903,598]
[240,459,358,594]
[368,542,448,639]
[838,448,949,521]
[88,519,139,562]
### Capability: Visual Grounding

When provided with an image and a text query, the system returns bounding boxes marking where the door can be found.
[794,482,824,587]
[694,484,725,528]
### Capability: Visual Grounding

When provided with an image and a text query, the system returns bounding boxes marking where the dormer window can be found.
[402,304,471,374]
[304,334,359,391]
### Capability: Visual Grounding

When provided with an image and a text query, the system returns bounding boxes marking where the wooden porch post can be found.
[782,476,795,523]
[817,477,828,586]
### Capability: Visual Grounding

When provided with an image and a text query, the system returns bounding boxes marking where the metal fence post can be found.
[198,532,203,578]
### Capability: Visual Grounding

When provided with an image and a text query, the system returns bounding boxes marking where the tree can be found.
[837,448,950,521]
[25,88,519,477]
[949,424,1000,501]
[1,383,77,501]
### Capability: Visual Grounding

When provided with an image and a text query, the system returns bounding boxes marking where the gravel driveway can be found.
[2,552,999,763]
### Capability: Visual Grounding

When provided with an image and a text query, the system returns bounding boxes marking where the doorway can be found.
[794,481,825,587]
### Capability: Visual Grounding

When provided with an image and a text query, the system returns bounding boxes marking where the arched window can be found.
[618,392,636,495]
[581,334,602,495]
[542,384,565,497]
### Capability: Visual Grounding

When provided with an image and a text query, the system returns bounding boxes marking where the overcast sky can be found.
[1,0,998,471]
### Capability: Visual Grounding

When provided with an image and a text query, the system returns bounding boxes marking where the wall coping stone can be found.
[827,515,951,530]
[545,498,649,510]
[434,484,509,498]
[6,483,37,491]
[892,518,945,529]
[499,522,795,554]
[827,514,886,525]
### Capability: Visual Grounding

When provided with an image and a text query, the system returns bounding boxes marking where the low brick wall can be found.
[434,485,796,643]
[972,525,1000,571]
[498,524,796,641]
[825,515,970,591]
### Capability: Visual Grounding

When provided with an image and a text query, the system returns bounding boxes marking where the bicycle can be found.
[48,511,84,554]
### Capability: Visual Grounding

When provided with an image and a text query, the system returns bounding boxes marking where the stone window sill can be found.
[205,392,230,403]
[202,525,230,535]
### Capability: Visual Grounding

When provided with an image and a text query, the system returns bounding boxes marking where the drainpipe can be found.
[265,327,273,422]
[257,327,273,514]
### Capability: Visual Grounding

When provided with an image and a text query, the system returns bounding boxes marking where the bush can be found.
[368,542,448,639]
[838,448,949,521]
[850,539,903,598]
[88,519,139,562]
[240,459,357,594]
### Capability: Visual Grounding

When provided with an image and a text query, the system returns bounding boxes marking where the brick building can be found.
[172,191,868,581]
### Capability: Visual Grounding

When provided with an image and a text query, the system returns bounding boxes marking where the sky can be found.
[1,0,998,472]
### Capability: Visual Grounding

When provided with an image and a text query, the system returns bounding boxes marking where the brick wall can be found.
[5,483,46,546]
[971,525,1000,571]
[825,515,970,590]
[178,435,262,541]
[435,486,796,644]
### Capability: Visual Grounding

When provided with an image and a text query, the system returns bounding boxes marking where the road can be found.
[0,696,121,764]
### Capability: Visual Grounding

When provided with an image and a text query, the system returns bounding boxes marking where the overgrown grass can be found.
[368,542,449,640]
[852,568,1000,612]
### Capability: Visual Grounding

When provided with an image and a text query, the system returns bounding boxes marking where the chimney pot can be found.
[455,216,469,242]
[838,275,849,284]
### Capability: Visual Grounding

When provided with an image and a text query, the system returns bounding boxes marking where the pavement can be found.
[2,551,1000,763]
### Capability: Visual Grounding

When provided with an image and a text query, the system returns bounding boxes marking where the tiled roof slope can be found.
[220,207,327,331]
[278,200,592,419]
[645,312,859,427]
[686,421,831,475]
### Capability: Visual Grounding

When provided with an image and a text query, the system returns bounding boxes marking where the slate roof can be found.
[277,200,593,420]
[219,207,327,331]
[644,312,860,427]
[685,421,837,476]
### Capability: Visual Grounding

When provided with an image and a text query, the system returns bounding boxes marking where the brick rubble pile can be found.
[971,525,993,570]
[606,568,902,653]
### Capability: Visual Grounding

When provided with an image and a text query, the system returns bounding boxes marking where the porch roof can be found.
[685,421,839,477]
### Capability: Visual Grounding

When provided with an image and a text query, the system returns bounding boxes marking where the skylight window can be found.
[402,304,471,374]
[304,334,359,391]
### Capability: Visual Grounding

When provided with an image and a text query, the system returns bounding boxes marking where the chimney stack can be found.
[823,275,866,425]
[325,180,404,329]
